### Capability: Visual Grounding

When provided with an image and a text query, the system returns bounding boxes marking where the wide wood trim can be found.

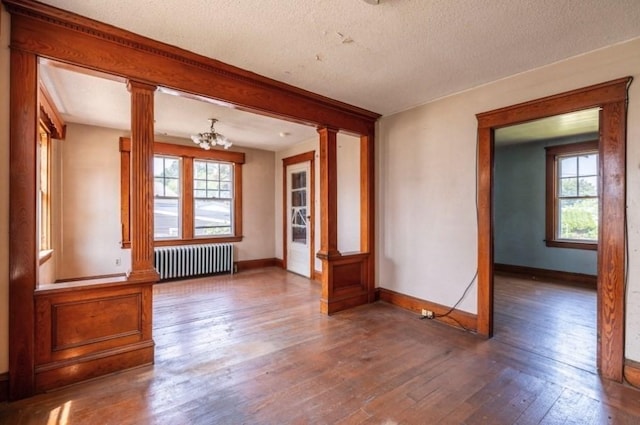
[545,140,599,251]
[317,128,339,259]
[9,48,38,400]
[378,288,478,332]
[624,359,640,389]
[120,138,246,164]
[313,270,323,283]
[476,78,631,129]
[282,150,315,276]
[494,263,597,288]
[360,132,375,303]
[234,258,279,273]
[4,0,379,135]
[0,372,8,402]
[476,77,631,383]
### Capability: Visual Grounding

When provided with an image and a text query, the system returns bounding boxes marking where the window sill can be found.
[122,236,243,249]
[39,249,54,265]
[545,240,597,251]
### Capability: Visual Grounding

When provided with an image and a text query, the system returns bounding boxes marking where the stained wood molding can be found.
[476,77,632,382]
[4,0,379,135]
[494,264,597,288]
[313,270,323,283]
[378,288,477,332]
[234,258,280,273]
[55,273,127,284]
[624,359,640,389]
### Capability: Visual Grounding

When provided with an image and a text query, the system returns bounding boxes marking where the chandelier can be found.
[190,118,232,150]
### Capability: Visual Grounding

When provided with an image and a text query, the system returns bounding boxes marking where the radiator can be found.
[154,243,234,280]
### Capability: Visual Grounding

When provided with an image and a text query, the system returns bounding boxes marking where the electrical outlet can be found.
[115,258,121,266]
[422,309,434,319]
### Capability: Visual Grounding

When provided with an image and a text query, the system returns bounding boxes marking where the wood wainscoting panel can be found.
[33,281,154,392]
[379,288,477,332]
[320,253,370,314]
[52,294,142,351]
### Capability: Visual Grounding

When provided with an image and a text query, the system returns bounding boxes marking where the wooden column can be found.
[360,132,376,302]
[317,127,340,259]
[9,48,38,400]
[127,81,160,282]
[317,127,340,314]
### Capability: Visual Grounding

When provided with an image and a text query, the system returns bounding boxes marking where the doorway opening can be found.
[476,77,631,381]
[492,109,600,372]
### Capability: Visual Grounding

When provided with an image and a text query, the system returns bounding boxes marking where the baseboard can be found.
[624,359,640,389]
[35,341,154,393]
[494,263,596,288]
[312,270,322,282]
[274,258,284,269]
[378,287,477,332]
[0,372,7,402]
[235,258,279,272]
[55,273,127,283]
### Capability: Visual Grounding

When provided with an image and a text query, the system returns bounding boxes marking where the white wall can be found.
[0,5,10,374]
[378,37,640,361]
[58,123,128,279]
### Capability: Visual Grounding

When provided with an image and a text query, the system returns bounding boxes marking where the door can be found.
[286,162,311,277]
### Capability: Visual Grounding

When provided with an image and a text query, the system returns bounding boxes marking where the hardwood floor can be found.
[1,267,639,424]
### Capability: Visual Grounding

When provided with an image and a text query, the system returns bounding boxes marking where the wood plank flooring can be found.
[1,267,639,424]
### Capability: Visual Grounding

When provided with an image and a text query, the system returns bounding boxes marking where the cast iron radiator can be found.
[154,243,234,280]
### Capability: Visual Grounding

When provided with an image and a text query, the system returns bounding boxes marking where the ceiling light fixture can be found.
[191,118,232,150]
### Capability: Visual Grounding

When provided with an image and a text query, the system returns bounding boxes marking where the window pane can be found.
[220,164,231,180]
[579,153,598,176]
[164,158,180,177]
[558,198,598,241]
[559,157,577,178]
[154,197,180,238]
[194,161,207,179]
[559,177,577,197]
[154,157,164,177]
[194,198,231,236]
[579,176,598,196]
[194,180,206,190]
[207,163,219,180]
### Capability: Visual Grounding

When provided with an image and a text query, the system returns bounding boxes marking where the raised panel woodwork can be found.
[333,262,363,291]
[320,253,369,314]
[33,281,153,391]
[52,294,141,351]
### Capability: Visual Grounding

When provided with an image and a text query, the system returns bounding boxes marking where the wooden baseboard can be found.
[274,258,284,269]
[312,270,322,282]
[55,273,127,283]
[0,372,7,402]
[378,287,477,332]
[624,359,640,389]
[35,342,154,393]
[235,258,280,273]
[494,263,597,288]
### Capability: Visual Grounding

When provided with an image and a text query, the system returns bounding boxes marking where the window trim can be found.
[545,140,599,251]
[120,138,245,248]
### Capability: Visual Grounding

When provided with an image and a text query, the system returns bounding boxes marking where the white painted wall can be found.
[58,123,128,279]
[378,37,640,361]
[0,6,10,374]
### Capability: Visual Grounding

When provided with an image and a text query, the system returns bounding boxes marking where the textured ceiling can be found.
[39,0,640,116]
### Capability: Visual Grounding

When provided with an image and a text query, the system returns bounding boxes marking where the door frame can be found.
[476,77,632,381]
[282,151,316,278]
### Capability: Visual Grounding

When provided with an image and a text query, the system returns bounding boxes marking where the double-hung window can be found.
[545,141,598,250]
[120,139,244,247]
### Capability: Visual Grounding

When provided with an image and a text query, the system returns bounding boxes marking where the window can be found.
[194,160,233,236]
[38,122,52,252]
[545,141,598,250]
[120,139,244,247]
[154,156,181,239]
